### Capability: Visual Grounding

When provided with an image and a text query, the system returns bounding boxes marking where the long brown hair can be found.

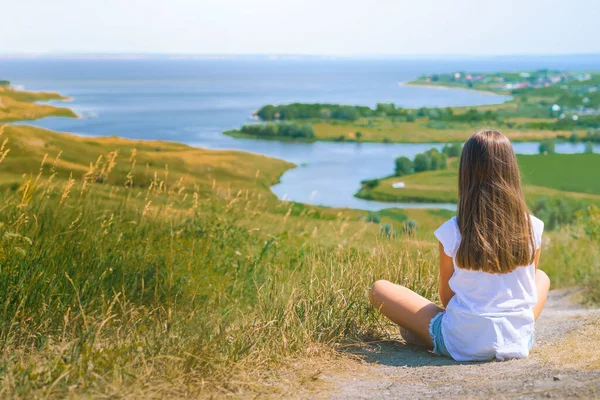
[456,130,535,273]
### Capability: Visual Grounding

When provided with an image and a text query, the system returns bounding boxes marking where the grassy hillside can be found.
[0,85,77,122]
[0,124,294,196]
[0,123,452,397]
[0,85,599,398]
[2,123,598,398]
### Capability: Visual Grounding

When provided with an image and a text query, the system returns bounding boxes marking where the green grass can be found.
[1,85,599,398]
[310,118,568,144]
[519,153,600,195]
[356,154,600,207]
[0,124,445,398]
[1,126,598,398]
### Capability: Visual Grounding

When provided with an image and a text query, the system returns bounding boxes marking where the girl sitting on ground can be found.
[369,129,550,361]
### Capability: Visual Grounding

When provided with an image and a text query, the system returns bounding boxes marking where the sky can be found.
[2,0,600,56]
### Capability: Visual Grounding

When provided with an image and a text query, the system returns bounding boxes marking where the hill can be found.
[0,83,598,398]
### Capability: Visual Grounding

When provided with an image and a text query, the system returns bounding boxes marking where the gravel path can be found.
[324,289,600,399]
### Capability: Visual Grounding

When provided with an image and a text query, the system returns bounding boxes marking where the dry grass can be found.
[0,84,598,398]
[0,122,445,398]
[0,86,76,122]
[540,317,600,370]
[0,123,595,397]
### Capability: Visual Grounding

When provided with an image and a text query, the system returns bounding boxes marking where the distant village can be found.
[421,70,600,119]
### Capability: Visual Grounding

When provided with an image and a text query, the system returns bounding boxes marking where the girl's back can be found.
[435,215,544,361]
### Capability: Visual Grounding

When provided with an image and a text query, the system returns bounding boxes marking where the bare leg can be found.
[369,280,443,347]
[533,269,550,321]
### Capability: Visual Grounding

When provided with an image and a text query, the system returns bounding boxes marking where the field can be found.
[227,114,571,144]
[311,117,568,143]
[0,85,599,398]
[356,154,600,206]
[519,153,600,194]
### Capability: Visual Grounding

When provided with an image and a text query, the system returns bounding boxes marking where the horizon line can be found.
[2,52,600,60]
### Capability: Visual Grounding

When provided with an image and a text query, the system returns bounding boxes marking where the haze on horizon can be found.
[3,0,600,56]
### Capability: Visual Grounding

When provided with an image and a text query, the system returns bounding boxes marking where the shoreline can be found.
[400,81,509,97]
[7,79,579,212]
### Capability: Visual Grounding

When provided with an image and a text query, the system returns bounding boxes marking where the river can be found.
[2,56,599,210]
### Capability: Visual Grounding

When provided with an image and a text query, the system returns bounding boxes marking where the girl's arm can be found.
[438,242,455,308]
[534,248,541,270]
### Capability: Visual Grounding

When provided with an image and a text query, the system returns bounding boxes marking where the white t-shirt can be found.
[434,215,544,361]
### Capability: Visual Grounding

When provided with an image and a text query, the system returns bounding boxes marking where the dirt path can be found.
[322,289,600,399]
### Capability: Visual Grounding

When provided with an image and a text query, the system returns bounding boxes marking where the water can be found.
[2,56,599,210]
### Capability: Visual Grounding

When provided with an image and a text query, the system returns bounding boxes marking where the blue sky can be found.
[3,0,599,55]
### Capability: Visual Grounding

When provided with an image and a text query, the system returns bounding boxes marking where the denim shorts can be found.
[429,311,536,357]
[429,311,451,357]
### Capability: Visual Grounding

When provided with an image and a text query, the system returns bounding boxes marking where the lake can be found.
[2,56,600,210]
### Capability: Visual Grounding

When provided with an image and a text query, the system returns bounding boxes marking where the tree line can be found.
[257,103,500,124]
[416,107,498,123]
[257,103,417,122]
[394,144,462,176]
[239,122,315,139]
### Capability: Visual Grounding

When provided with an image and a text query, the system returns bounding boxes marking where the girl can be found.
[369,130,550,361]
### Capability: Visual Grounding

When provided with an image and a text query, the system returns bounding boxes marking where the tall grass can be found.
[539,206,600,303]
[0,127,598,397]
[0,138,438,397]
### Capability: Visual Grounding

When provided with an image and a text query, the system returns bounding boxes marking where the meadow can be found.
[229,114,567,144]
[356,153,600,205]
[0,85,599,398]
[519,153,600,194]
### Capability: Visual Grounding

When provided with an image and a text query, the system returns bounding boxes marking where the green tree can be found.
[319,108,332,119]
[257,105,278,120]
[569,131,579,143]
[413,153,432,172]
[442,143,463,158]
[416,107,428,117]
[538,139,556,154]
[430,152,448,170]
[362,179,380,190]
[376,103,396,116]
[355,131,363,141]
[395,156,413,176]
